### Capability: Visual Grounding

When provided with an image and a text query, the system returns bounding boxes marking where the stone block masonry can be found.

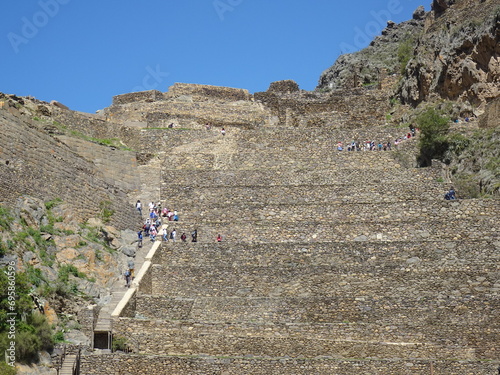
[165,83,252,102]
[4,80,498,374]
[107,83,264,127]
[112,90,164,105]
[81,354,498,375]
[105,112,499,373]
[0,109,137,230]
[56,136,140,194]
[254,88,390,127]
[111,317,498,359]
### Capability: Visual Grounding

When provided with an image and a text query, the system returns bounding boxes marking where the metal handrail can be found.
[72,345,81,375]
[55,344,67,375]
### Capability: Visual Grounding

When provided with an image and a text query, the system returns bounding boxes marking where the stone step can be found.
[161,183,446,206]
[135,295,499,327]
[159,199,498,225]
[150,266,498,298]
[149,217,499,244]
[152,241,499,268]
[111,318,499,359]
[58,354,77,375]
[161,166,442,187]
[94,318,112,332]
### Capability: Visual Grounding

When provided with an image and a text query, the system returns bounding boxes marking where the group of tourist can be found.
[135,200,183,243]
[336,127,417,152]
[136,200,179,222]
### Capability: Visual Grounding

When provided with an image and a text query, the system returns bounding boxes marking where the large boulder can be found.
[121,245,136,257]
[412,6,426,20]
[432,0,455,16]
[479,97,500,128]
[15,196,47,229]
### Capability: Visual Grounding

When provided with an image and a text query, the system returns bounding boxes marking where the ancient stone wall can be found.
[106,83,262,127]
[112,90,164,105]
[105,83,397,133]
[169,199,498,225]
[0,108,138,230]
[254,88,390,127]
[56,136,139,194]
[148,217,496,245]
[80,354,498,375]
[151,240,497,273]
[111,317,498,359]
[165,83,252,102]
[137,128,219,153]
[77,305,100,339]
[106,98,267,127]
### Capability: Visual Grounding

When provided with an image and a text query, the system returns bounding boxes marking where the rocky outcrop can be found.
[397,0,500,109]
[432,0,455,16]
[479,96,500,128]
[319,1,499,111]
[317,10,426,90]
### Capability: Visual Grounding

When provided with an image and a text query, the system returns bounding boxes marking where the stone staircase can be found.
[57,354,77,375]
[81,125,500,374]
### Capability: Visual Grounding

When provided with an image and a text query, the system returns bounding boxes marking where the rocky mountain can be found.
[317,6,426,90]
[398,0,499,110]
[318,0,499,113]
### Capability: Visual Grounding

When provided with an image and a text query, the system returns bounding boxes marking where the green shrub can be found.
[57,264,85,283]
[0,361,17,374]
[44,198,62,211]
[0,241,6,257]
[398,34,415,75]
[0,206,14,231]
[453,173,481,198]
[112,335,129,352]
[446,133,470,157]
[53,330,65,343]
[0,270,54,364]
[99,201,114,223]
[26,266,46,288]
[416,107,450,166]
[26,227,44,247]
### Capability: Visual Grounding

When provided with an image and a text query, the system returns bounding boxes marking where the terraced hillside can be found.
[82,124,499,374]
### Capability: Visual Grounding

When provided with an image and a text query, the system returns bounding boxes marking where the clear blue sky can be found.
[1,0,426,113]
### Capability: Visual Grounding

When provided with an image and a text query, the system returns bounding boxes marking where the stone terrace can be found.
[81,120,500,374]
[0,107,138,230]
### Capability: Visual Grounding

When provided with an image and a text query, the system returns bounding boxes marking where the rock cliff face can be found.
[318,0,499,112]
[398,0,500,110]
